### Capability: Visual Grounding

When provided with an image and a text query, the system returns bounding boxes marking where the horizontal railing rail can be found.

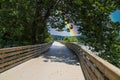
[63,42,120,80]
[0,42,53,73]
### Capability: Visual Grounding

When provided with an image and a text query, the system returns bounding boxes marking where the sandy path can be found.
[0,41,85,80]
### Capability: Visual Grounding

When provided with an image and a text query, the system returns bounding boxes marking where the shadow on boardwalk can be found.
[43,41,80,66]
[0,42,85,80]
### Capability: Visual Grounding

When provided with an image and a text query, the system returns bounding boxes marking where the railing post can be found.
[0,42,53,73]
[64,42,120,80]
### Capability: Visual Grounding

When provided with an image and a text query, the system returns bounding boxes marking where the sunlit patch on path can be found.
[0,41,85,80]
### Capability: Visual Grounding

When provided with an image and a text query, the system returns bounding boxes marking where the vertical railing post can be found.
[64,42,120,80]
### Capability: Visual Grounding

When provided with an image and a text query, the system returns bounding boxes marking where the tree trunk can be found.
[31,1,42,44]
[31,0,53,44]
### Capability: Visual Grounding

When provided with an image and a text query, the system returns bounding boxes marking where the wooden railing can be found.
[64,43,120,80]
[0,42,53,73]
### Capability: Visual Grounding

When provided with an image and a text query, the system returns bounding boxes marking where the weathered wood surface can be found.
[0,42,85,80]
[64,42,120,80]
[0,42,53,73]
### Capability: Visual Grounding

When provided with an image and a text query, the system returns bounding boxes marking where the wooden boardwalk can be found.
[0,42,85,80]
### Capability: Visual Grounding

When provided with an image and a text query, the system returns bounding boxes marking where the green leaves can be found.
[0,0,119,67]
[0,0,35,47]
[69,0,120,67]
[63,36,78,42]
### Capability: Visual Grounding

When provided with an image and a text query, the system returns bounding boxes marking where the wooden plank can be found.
[85,58,104,80]
[79,53,91,80]
[0,44,40,54]
[0,45,42,59]
[0,54,32,68]
[81,49,105,71]
[64,43,120,80]
[74,44,120,80]
[0,44,49,64]
[0,50,22,59]
[0,57,32,73]
[1,44,45,72]
[0,47,23,54]
[0,45,32,54]
[0,48,37,64]
[0,42,53,73]
[82,55,97,80]
[81,48,120,80]
[81,59,92,80]
[0,50,37,68]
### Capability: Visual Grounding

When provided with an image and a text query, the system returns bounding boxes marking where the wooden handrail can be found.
[0,42,53,73]
[64,42,120,80]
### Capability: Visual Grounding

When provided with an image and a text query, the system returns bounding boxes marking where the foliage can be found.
[44,32,53,43]
[63,36,70,42]
[50,0,120,67]
[75,1,120,68]
[0,0,53,47]
[63,36,78,42]
[0,0,120,67]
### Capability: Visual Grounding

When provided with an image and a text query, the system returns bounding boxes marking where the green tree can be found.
[0,0,120,67]
[63,36,70,42]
